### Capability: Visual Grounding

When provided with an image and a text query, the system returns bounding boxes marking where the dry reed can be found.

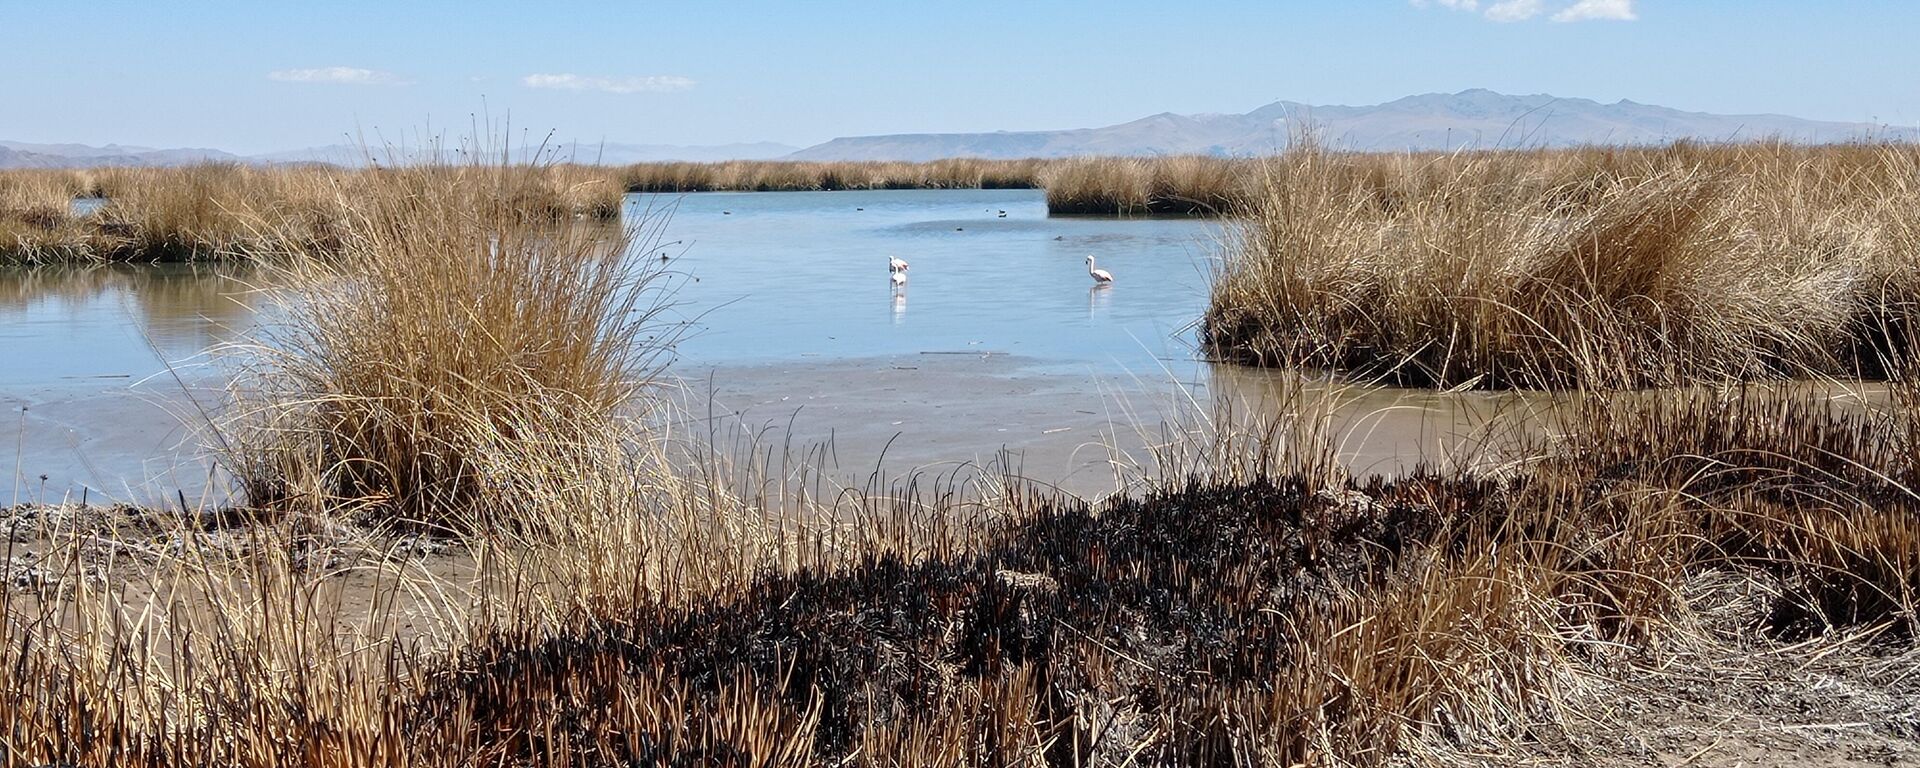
[0,163,624,263]
[1042,155,1250,216]
[1205,141,1920,388]
[221,161,674,531]
[618,158,1047,193]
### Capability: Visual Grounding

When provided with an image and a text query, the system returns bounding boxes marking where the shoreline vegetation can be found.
[0,163,627,263]
[8,364,1920,763]
[0,154,1254,262]
[618,157,1047,193]
[3,146,1920,764]
[9,140,1917,263]
[1203,141,1920,388]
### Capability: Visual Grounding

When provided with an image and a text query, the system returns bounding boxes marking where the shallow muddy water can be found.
[0,263,258,386]
[1,265,259,504]
[0,188,1775,505]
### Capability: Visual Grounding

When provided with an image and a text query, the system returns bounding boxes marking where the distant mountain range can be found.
[6,90,1913,169]
[789,90,1918,161]
[0,141,241,168]
[0,139,800,169]
[244,141,802,166]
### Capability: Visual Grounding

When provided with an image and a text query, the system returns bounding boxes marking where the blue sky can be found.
[1,1,1913,153]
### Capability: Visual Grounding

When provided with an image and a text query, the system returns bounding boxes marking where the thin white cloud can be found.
[1552,0,1636,21]
[1412,0,1634,22]
[268,66,407,85]
[519,73,695,94]
[1484,0,1544,21]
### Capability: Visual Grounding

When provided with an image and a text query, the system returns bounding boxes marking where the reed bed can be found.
[1205,141,1920,388]
[1041,155,1252,215]
[0,163,625,263]
[617,158,1048,193]
[0,168,100,259]
[4,147,1920,765]
[617,156,1250,215]
[0,155,1252,262]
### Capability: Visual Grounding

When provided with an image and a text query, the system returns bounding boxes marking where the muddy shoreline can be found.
[6,352,1560,507]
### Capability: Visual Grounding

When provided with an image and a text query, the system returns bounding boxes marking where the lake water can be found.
[646,189,1222,373]
[1,189,1525,505]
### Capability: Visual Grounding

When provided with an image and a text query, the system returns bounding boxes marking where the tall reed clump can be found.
[1041,156,1153,214]
[466,163,626,221]
[1204,142,1920,388]
[0,169,99,261]
[225,161,676,530]
[1143,155,1248,215]
[0,163,348,262]
[0,164,622,263]
[1041,155,1252,216]
[87,164,323,260]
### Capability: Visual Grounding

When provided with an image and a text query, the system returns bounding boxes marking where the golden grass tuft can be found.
[1043,155,1250,216]
[0,169,101,260]
[1204,141,1920,388]
[223,161,674,531]
[0,163,624,264]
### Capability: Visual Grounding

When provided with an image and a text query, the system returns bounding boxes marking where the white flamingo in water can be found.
[1086,255,1114,285]
[889,255,910,273]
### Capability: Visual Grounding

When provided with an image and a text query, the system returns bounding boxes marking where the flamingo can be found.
[891,270,908,288]
[1086,255,1113,284]
[889,255,910,273]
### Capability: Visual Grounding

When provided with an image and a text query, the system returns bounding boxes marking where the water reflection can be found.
[0,263,264,383]
[1087,283,1111,319]
[1204,363,1553,475]
[0,263,270,504]
[1202,365,1898,476]
[890,287,907,325]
